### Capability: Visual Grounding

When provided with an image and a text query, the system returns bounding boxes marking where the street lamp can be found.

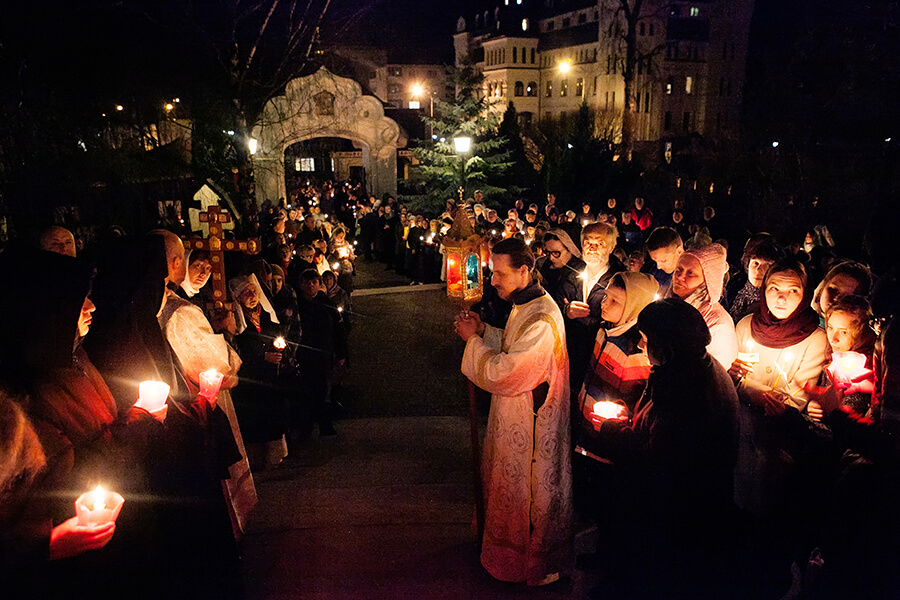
[453,136,472,202]
[558,59,572,74]
[411,82,435,140]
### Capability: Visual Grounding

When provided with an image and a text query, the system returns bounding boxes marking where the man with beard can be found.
[563,222,624,390]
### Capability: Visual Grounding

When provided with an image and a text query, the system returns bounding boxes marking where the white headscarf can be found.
[179,249,203,298]
[228,273,279,335]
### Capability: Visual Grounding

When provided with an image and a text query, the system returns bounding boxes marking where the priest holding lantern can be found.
[453,237,573,587]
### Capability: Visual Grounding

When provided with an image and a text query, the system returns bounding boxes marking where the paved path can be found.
[243,259,595,599]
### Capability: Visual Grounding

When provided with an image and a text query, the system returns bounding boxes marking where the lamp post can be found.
[453,135,472,202]
[411,82,435,141]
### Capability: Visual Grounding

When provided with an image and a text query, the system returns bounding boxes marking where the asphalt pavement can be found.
[242,259,596,599]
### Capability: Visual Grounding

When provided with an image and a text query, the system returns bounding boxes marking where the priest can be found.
[454,238,573,586]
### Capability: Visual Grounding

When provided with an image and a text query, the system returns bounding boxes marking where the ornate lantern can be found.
[443,205,484,309]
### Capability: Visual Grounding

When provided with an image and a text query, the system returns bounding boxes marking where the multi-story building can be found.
[453,0,755,146]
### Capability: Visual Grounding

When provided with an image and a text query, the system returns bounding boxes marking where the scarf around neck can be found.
[750,295,820,350]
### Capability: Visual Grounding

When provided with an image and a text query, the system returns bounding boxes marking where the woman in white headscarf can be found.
[228,274,288,469]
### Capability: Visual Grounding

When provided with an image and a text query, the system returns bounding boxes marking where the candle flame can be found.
[89,485,106,511]
[653,293,660,301]
[273,336,287,350]
[841,357,855,370]
[746,340,755,353]
[592,401,628,420]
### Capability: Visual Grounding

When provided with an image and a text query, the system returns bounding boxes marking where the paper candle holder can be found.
[135,381,170,412]
[75,486,125,529]
[592,400,628,421]
[828,351,869,385]
[199,369,224,401]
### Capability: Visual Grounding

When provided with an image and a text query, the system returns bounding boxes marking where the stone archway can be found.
[252,67,403,205]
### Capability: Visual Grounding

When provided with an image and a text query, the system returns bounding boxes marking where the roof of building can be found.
[537,22,600,51]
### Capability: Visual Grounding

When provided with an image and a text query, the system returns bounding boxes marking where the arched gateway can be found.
[252,67,403,204]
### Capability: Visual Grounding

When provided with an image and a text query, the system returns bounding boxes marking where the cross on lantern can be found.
[182,205,260,309]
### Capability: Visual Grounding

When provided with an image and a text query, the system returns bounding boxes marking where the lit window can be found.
[409,100,421,109]
[546,81,553,97]
[526,81,537,96]
[690,7,699,16]
[522,18,529,31]
[300,158,315,172]
[575,78,583,96]
[515,81,524,96]
[560,80,568,97]
[685,76,693,94]
[517,0,522,4]
[666,76,673,95]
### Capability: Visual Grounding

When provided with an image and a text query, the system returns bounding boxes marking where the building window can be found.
[522,18,529,31]
[300,157,315,172]
[639,22,645,36]
[513,47,517,63]
[546,81,553,97]
[664,111,672,130]
[389,84,401,94]
[408,100,420,109]
[611,90,615,106]
[578,12,586,24]
[389,66,402,77]
[666,76,673,95]
[606,55,612,74]
[683,111,691,130]
[531,48,536,63]
[575,78,583,96]
[514,81,524,96]
[560,80,568,96]
[690,6,699,16]
[635,93,640,112]
[644,92,650,113]
[593,76,598,95]
[649,23,655,36]
[562,17,570,27]
[685,76,693,94]
[517,0,522,4]
[519,111,532,127]
[605,91,609,109]
[526,81,537,96]
[546,20,555,31]
[544,111,552,121]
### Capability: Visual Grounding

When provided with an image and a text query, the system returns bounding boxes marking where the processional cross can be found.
[182,205,260,309]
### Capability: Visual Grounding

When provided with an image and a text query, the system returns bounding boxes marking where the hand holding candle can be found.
[827,351,870,386]
[74,485,125,529]
[199,369,224,405]
[737,340,760,365]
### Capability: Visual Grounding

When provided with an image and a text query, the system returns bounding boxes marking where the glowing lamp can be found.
[591,401,628,421]
[453,136,472,154]
[135,381,169,413]
[443,205,484,309]
[828,351,869,385]
[75,485,125,529]
[199,369,224,403]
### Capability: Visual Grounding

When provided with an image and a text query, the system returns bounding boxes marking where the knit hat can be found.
[683,243,728,303]
[546,228,582,258]
[607,271,659,336]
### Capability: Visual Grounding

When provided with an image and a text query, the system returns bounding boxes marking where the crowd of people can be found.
[449,191,899,598]
[1,178,898,600]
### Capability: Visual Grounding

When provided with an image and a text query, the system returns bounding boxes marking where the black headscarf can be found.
[83,235,183,413]
[750,259,820,350]
[0,245,94,381]
[638,298,714,414]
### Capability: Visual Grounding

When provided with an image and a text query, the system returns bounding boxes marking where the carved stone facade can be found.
[252,67,403,204]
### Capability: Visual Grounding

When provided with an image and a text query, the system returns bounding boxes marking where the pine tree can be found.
[406,63,514,213]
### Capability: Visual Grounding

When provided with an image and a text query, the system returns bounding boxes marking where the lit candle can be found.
[273,336,287,350]
[828,351,868,385]
[591,401,628,421]
[738,340,760,364]
[772,351,794,391]
[199,369,224,403]
[75,485,125,529]
[135,381,169,413]
[332,262,340,270]
[337,306,344,313]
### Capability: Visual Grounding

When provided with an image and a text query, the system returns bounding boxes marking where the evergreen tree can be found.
[495,102,539,203]
[406,63,514,213]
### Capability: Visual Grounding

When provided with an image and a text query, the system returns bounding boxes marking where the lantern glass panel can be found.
[466,254,480,289]
[447,253,462,292]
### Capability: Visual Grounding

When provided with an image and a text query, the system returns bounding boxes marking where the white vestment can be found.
[159,292,258,535]
[461,292,574,584]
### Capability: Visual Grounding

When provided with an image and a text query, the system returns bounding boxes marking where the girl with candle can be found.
[229,273,289,469]
[584,298,739,597]
[577,272,659,426]
[728,258,829,593]
[669,242,739,369]
[810,260,873,325]
[816,295,877,416]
